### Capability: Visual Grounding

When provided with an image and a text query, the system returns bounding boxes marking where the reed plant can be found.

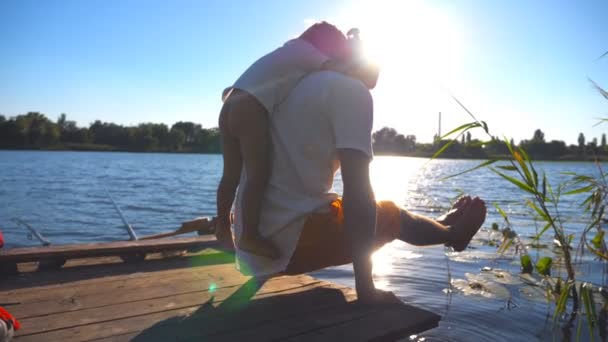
[435,58,607,339]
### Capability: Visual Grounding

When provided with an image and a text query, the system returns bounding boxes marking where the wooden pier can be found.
[1,239,440,341]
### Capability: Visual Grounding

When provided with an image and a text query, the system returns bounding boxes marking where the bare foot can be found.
[357,288,402,305]
[446,197,486,252]
[215,221,236,252]
[238,235,281,259]
[437,195,471,226]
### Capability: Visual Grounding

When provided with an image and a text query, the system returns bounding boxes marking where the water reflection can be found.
[2,153,607,341]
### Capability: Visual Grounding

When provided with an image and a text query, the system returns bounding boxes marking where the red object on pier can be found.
[0,228,4,249]
[0,307,20,331]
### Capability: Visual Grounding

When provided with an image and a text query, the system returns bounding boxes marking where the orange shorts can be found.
[284,199,402,275]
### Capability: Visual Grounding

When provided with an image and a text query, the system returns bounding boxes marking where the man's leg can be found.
[398,196,486,251]
[286,197,486,275]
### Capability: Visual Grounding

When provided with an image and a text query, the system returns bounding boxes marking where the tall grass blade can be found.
[533,221,552,241]
[527,200,550,222]
[431,139,457,160]
[441,122,480,139]
[565,185,595,195]
[494,203,510,225]
[555,281,572,322]
[590,79,608,101]
[441,159,498,180]
[513,148,535,188]
[490,168,536,194]
[497,165,518,171]
[450,94,480,122]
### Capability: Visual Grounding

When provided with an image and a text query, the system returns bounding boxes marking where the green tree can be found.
[532,129,545,142]
[578,132,586,154]
[169,127,186,151]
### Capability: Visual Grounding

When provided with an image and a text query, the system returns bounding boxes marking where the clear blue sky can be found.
[1,0,606,144]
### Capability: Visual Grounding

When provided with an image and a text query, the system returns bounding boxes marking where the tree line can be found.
[372,127,608,160]
[1,112,605,160]
[0,112,220,153]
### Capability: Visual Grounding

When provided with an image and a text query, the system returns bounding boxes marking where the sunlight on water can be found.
[3,152,606,341]
[369,156,426,203]
[372,241,423,280]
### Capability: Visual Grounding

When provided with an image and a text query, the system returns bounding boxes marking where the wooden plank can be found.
[8,264,249,319]
[1,249,233,294]
[0,235,218,263]
[16,275,321,336]
[88,332,138,342]
[2,260,237,305]
[283,305,440,342]
[13,275,331,342]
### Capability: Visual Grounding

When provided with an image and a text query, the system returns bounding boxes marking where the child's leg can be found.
[228,93,280,259]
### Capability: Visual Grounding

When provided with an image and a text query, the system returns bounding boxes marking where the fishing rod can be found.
[13,219,52,246]
[103,186,138,241]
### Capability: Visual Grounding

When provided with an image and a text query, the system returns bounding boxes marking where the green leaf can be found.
[494,203,510,225]
[520,254,533,274]
[480,120,489,133]
[536,256,552,276]
[533,221,553,241]
[497,237,514,255]
[490,168,536,194]
[496,165,518,171]
[542,174,547,200]
[441,159,497,181]
[592,231,605,249]
[564,185,595,195]
[513,148,535,188]
[440,122,480,140]
[554,281,572,321]
[527,200,550,222]
[431,139,457,160]
[450,95,480,123]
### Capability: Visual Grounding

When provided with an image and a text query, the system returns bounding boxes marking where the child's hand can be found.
[321,59,353,74]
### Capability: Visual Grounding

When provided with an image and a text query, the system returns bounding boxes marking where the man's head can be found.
[299,21,351,61]
[348,61,380,90]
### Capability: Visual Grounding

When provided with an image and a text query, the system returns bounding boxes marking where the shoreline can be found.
[3,146,607,161]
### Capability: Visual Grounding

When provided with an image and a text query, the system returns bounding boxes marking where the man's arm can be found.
[216,123,241,249]
[339,149,376,299]
[339,149,400,304]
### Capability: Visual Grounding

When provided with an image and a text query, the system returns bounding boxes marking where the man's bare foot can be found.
[357,288,402,305]
[215,221,236,251]
[437,195,471,226]
[446,197,486,252]
[238,235,281,259]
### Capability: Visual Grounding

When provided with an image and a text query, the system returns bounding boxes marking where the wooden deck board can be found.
[0,236,218,264]
[3,248,440,342]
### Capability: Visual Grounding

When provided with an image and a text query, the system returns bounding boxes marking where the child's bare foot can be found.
[446,197,487,252]
[238,236,280,259]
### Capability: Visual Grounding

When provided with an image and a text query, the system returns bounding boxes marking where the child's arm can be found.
[322,59,379,89]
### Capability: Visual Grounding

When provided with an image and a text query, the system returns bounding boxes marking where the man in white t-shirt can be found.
[228,62,487,304]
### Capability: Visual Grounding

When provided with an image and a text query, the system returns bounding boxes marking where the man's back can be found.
[234,71,374,276]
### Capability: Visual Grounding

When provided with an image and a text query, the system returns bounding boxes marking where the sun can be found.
[325,0,465,139]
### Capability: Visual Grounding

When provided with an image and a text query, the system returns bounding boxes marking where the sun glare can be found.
[325,0,466,141]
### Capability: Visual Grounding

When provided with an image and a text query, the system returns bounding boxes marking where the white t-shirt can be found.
[227,39,329,113]
[234,71,374,276]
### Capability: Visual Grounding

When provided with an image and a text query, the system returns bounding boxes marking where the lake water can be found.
[0,151,605,341]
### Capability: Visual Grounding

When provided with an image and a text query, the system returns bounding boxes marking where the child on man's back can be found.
[216,22,356,258]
